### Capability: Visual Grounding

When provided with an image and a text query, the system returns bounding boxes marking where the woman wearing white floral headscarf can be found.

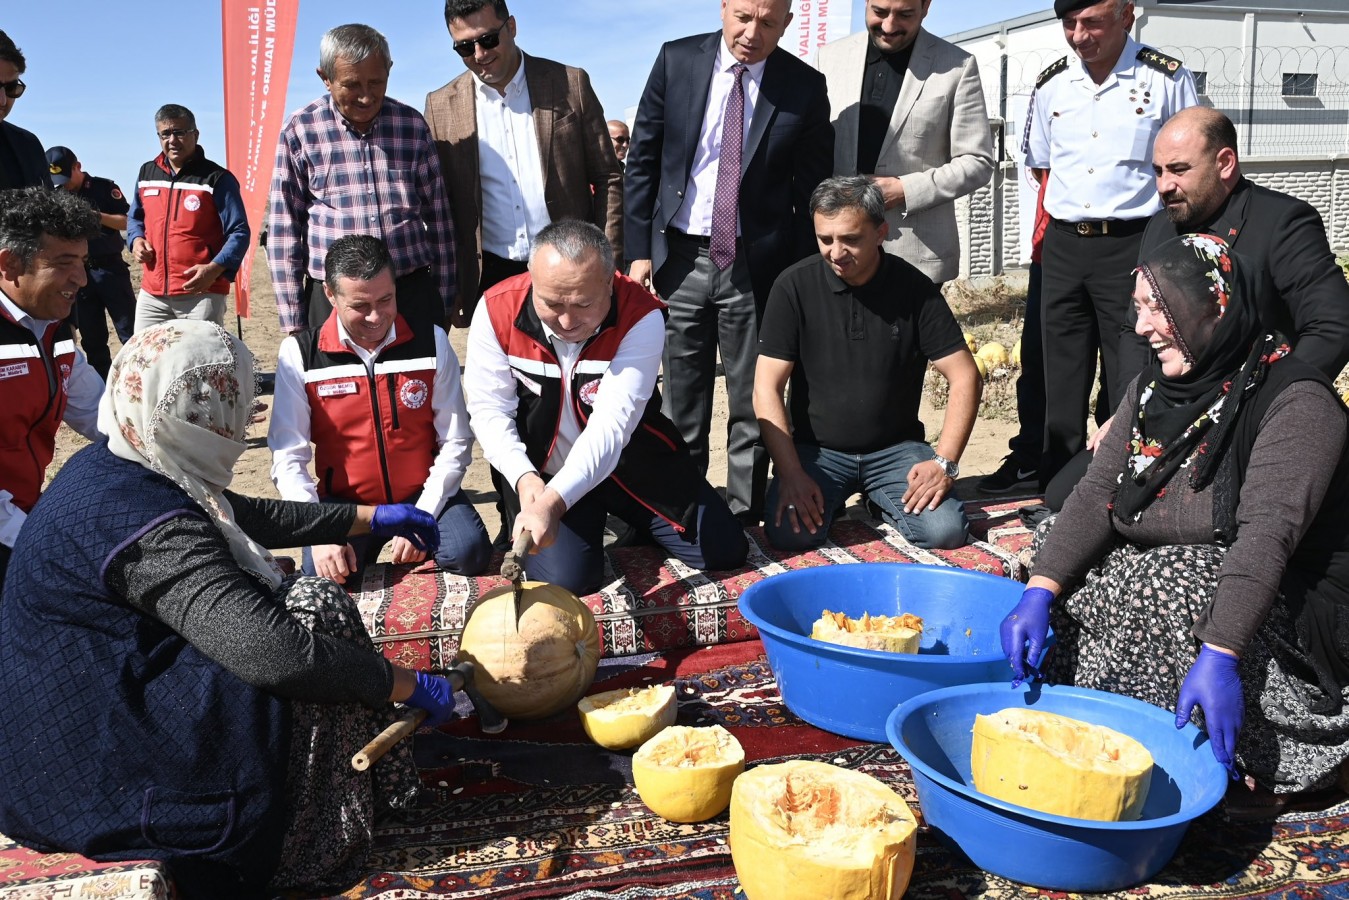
[1001,235,1349,820]
[0,321,462,898]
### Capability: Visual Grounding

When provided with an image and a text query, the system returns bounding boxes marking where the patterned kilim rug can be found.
[342,639,1349,900]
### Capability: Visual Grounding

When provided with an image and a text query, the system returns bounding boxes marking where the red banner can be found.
[221,0,299,319]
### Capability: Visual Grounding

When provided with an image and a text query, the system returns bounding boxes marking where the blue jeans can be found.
[302,489,492,583]
[764,441,969,551]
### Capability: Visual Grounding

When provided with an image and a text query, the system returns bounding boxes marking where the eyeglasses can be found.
[452,24,506,58]
[612,136,630,145]
[157,128,197,141]
[0,78,25,100]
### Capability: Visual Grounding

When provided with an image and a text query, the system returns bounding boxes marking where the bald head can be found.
[606,119,629,162]
[1153,107,1240,229]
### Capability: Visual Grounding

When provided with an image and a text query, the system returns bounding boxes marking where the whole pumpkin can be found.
[458,581,601,720]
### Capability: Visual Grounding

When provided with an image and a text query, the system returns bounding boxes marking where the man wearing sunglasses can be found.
[0,31,51,191]
[424,0,623,329]
[268,24,456,339]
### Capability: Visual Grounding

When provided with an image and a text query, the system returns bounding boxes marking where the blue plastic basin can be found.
[886,682,1228,892]
[737,563,1027,741]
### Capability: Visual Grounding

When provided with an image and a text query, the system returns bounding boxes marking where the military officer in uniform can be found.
[45,146,135,380]
[1024,0,1196,485]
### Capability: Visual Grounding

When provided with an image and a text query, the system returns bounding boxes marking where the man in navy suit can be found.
[624,0,832,525]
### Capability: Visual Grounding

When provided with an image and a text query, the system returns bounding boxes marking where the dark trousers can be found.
[1007,261,1045,469]
[1040,224,1145,483]
[74,258,136,380]
[498,474,748,597]
[655,231,767,521]
[305,266,442,336]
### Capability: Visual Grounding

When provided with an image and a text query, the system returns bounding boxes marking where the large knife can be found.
[499,530,535,619]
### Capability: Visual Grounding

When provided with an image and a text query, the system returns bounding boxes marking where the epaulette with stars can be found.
[1137,47,1184,78]
[1036,56,1068,89]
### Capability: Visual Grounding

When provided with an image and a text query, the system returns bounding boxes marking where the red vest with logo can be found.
[296,315,437,505]
[483,273,702,537]
[133,149,231,296]
[0,308,77,512]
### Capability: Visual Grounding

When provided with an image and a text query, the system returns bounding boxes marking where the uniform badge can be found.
[399,378,429,410]
[49,164,61,175]
[578,377,602,407]
[60,363,71,393]
[112,187,123,200]
[0,362,29,380]
[183,195,201,212]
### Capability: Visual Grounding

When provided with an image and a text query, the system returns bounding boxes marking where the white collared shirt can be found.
[0,287,104,548]
[669,43,765,237]
[476,56,551,261]
[464,299,665,510]
[1024,36,1197,221]
[268,318,475,518]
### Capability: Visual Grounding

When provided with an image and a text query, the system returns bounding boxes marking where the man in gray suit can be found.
[816,0,993,285]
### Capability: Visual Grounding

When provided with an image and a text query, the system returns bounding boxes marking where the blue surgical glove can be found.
[371,504,440,554]
[1176,644,1244,779]
[1000,586,1053,687]
[407,671,456,728]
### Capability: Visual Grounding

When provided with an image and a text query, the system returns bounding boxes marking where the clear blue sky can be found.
[5,0,1050,190]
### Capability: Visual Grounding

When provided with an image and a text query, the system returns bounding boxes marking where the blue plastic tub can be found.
[886,682,1228,892]
[737,563,1027,741]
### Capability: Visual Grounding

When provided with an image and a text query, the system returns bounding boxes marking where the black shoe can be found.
[491,526,511,553]
[977,457,1039,494]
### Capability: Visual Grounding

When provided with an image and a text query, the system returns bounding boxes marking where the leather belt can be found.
[665,228,713,247]
[1051,217,1148,237]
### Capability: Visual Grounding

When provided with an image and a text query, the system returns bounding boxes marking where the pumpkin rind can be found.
[578,684,677,750]
[632,725,745,822]
[457,581,600,720]
[730,760,918,900]
[971,708,1154,821]
[810,610,923,654]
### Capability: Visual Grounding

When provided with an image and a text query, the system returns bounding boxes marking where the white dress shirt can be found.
[464,299,665,510]
[268,318,474,517]
[476,57,552,261]
[1024,36,1197,222]
[0,288,103,548]
[669,44,765,237]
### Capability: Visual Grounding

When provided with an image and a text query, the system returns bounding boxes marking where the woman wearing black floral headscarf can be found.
[1001,234,1349,819]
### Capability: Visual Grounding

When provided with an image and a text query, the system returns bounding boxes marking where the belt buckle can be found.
[1076,222,1092,236]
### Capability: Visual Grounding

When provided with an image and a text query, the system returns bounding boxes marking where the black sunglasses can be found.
[1,78,25,100]
[452,24,506,58]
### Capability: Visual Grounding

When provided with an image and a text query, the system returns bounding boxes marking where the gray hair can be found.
[529,220,613,268]
[319,24,392,80]
[809,175,886,226]
[0,187,101,266]
[154,104,197,129]
[324,235,394,291]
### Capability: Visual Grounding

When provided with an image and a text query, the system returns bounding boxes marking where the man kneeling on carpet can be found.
[464,219,748,595]
[753,176,981,551]
[0,320,463,898]
[269,234,491,585]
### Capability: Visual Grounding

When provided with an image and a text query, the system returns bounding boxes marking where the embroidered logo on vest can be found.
[400,378,429,410]
[60,362,71,393]
[184,195,201,212]
[578,377,601,407]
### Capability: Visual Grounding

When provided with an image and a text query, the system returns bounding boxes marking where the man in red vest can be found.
[268,234,491,586]
[0,187,104,594]
[463,219,747,596]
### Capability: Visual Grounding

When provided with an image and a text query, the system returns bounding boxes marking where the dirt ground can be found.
[49,249,1024,562]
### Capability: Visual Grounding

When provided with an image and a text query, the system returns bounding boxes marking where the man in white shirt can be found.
[268,235,490,586]
[424,0,623,328]
[0,187,104,594]
[463,220,746,596]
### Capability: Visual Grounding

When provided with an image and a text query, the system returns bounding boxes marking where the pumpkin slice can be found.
[457,582,600,720]
[633,725,745,822]
[971,708,1154,821]
[578,683,677,750]
[730,760,918,900]
[811,610,924,654]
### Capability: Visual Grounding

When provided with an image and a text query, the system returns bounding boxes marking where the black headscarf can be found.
[1114,234,1286,521]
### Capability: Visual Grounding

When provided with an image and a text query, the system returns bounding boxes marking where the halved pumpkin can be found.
[730,760,918,900]
[971,708,1154,821]
[811,610,924,654]
[632,725,745,822]
[578,683,677,750]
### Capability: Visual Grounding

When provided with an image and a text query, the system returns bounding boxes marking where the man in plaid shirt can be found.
[267,23,456,336]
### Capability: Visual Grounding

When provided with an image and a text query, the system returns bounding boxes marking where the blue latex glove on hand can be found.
[371,504,440,554]
[1000,586,1053,687]
[407,671,456,728]
[1176,644,1244,779]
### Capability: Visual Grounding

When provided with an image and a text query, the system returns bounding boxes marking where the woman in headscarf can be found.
[0,321,462,897]
[1002,234,1349,819]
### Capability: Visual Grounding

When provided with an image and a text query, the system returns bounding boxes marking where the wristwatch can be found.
[932,454,960,479]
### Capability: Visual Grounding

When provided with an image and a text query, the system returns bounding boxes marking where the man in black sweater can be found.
[0,31,51,191]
